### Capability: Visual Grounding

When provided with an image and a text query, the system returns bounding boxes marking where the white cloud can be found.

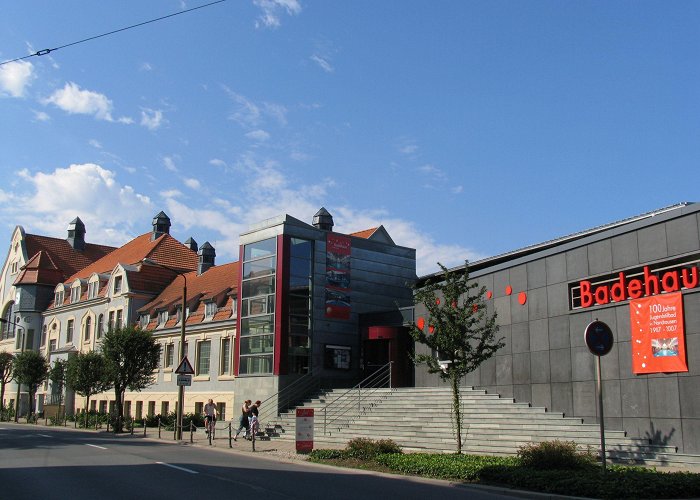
[140,108,165,130]
[163,156,179,172]
[223,86,287,128]
[0,164,153,246]
[418,163,447,179]
[184,178,201,190]
[310,54,334,73]
[245,129,270,142]
[253,0,301,29]
[209,158,227,169]
[0,60,35,97]
[140,62,153,71]
[32,110,50,122]
[451,185,463,194]
[89,139,102,149]
[44,82,115,121]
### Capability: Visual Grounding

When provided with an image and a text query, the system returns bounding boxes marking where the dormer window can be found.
[88,281,99,299]
[141,314,150,328]
[54,290,65,307]
[158,310,168,325]
[205,301,217,319]
[232,297,238,317]
[113,276,123,294]
[71,286,81,303]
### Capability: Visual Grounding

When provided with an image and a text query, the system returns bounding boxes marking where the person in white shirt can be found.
[204,399,217,435]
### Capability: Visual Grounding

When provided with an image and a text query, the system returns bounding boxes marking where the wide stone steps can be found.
[261,386,688,466]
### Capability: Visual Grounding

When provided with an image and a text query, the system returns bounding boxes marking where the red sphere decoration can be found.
[486,291,493,299]
[505,285,512,296]
[416,317,425,330]
[518,292,527,305]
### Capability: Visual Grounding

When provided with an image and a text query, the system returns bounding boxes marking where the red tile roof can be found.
[66,233,198,282]
[23,234,115,282]
[349,227,378,239]
[138,262,239,325]
[13,250,64,286]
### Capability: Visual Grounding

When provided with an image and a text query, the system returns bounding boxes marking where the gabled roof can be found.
[13,250,64,286]
[138,261,239,318]
[350,227,378,239]
[66,232,198,282]
[23,234,115,282]
[350,226,395,245]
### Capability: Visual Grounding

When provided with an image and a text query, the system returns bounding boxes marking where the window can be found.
[161,401,169,415]
[324,345,351,370]
[54,290,64,307]
[1,304,15,340]
[108,311,115,331]
[66,319,74,343]
[113,275,123,294]
[196,340,211,375]
[194,402,203,415]
[124,401,132,418]
[49,339,56,353]
[204,302,217,319]
[140,314,150,328]
[88,281,98,299]
[116,309,123,329]
[71,286,81,303]
[158,310,168,326]
[232,297,238,317]
[147,401,156,417]
[217,402,226,421]
[41,325,47,346]
[288,237,313,374]
[97,314,104,339]
[10,261,18,274]
[164,344,174,368]
[220,337,231,375]
[135,401,143,420]
[84,317,91,342]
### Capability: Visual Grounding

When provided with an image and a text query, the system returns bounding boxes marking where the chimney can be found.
[312,207,334,231]
[197,242,215,275]
[151,211,171,241]
[184,237,198,252]
[67,217,86,251]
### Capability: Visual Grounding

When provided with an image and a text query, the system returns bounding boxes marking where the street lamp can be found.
[141,258,188,440]
[0,317,25,423]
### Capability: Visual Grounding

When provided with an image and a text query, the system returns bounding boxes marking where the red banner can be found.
[325,233,351,319]
[295,408,314,453]
[630,292,688,374]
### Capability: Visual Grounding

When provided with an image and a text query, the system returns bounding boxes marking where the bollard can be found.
[74,418,77,429]
[174,422,177,441]
[143,419,147,437]
[106,419,110,433]
[190,422,194,444]
[131,417,134,435]
[158,418,161,439]
[45,416,48,426]
[229,422,232,448]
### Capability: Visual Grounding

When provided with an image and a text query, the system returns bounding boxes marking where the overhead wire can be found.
[0,0,228,67]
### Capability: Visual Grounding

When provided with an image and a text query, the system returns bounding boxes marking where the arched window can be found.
[1,302,14,340]
[84,316,92,341]
[97,314,104,339]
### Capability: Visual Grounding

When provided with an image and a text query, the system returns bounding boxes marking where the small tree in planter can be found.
[65,351,113,428]
[12,350,49,420]
[410,262,504,454]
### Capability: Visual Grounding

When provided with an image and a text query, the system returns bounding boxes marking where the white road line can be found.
[156,462,199,474]
[37,433,51,438]
[85,444,108,450]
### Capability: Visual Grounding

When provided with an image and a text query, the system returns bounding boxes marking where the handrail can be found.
[321,361,393,435]
[258,367,322,427]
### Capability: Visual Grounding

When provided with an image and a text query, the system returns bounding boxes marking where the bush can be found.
[309,449,346,460]
[517,440,595,470]
[345,437,402,459]
[376,453,517,481]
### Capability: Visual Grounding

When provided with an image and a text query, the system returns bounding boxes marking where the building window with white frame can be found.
[196,340,211,376]
[113,275,123,294]
[164,343,174,368]
[10,261,18,274]
[97,314,104,339]
[54,290,64,307]
[140,314,150,328]
[66,319,74,343]
[71,286,81,303]
[88,281,98,299]
[116,309,123,329]
[204,301,217,319]
[220,337,231,375]
[108,311,115,331]
[158,310,168,326]
[84,317,91,341]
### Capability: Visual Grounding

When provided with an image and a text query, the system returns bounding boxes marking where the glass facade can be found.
[287,238,313,374]
[240,237,277,374]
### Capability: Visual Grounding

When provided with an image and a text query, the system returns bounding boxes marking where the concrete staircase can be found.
[264,386,699,468]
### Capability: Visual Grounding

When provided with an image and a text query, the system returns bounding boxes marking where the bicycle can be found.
[249,415,259,451]
[205,416,216,445]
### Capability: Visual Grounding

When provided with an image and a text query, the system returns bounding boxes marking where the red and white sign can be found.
[630,292,688,374]
[295,408,314,453]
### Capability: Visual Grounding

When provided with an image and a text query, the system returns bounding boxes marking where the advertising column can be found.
[296,408,314,453]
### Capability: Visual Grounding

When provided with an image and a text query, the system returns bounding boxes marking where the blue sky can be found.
[1,1,698,276]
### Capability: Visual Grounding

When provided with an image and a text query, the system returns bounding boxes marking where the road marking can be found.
[85,444,108,450]
[156,462,198,474]
[37,434,51,438]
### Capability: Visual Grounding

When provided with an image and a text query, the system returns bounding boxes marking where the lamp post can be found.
[142,258,188,440]
[0,318,25,423]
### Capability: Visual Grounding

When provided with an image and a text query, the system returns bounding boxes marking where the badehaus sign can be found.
[569,258,697,374]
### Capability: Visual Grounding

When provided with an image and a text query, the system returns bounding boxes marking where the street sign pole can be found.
[596,353,606,472]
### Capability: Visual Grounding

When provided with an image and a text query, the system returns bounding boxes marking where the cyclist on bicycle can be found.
[248,400,261,440]
[204,399,218,435]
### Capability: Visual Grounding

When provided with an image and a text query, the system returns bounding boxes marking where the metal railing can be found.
[321,361,393,435]
[257,367,322,429]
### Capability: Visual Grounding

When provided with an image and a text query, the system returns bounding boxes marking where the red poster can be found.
[630,292,688,374]
[325,233,351,319]
[295,408,314,453]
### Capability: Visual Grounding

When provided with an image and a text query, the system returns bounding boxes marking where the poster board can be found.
[630,292,688,374]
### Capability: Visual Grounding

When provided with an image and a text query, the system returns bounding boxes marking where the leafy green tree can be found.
[12,350,49,419]
[101,326,160,433]
[48,359,67,399]
[0,352,14,415]
[65,352,113,428]
[410,262,504,454]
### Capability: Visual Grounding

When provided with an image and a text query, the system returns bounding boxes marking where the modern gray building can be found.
[414,202,700,455]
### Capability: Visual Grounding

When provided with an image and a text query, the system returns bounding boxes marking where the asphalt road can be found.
[0,424,518,500]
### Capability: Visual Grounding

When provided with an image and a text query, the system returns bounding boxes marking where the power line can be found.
[0,0,228,67]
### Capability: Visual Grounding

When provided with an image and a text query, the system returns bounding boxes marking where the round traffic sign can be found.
[584,320,614,356]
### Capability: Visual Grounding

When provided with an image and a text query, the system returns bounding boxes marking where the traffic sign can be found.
[175,356,195,375]
[584,320,614,357]
[177,374,192,386]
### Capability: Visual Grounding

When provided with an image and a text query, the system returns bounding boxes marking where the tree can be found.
[48,359,67,398]
[0,352,14,415]
[65,352,113,428]
[12,350,49,419]
[410,262,504,454]
[101,326,160,433]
